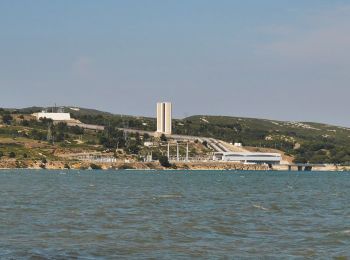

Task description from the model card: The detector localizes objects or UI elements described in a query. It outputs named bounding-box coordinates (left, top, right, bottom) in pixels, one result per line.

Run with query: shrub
left=90, top=163, right=102, bottom=170
left=79, top=165, right=89, bottom=170
left=2, top=114, right=13, bottom=125
left=118, top=164, right=134, bottom=170
left=159, top=155, right=171, bottom=168
left=9, top=152, right=16, bottom=158
left=21, top=120, right=29, bottom=126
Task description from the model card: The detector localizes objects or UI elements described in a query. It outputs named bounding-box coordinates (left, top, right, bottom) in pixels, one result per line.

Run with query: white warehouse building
left=214, top=152, right=282, bottom=165
left=33, top=111, right=71, bottom=121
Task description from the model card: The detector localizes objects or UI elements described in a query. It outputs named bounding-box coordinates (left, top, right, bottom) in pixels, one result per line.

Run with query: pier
left=278, top=164, right=326, bottom=171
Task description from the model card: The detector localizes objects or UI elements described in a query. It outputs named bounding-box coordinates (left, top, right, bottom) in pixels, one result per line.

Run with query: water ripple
left=0, top=170, right=349, bottom=258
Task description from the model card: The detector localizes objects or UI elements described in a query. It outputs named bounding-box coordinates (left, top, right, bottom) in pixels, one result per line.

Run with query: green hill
left=3, top=106, right=350, bottom=164
left=173, top=115, right=350, bottom=164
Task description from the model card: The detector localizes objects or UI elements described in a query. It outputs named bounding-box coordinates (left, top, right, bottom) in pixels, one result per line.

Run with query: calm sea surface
left=0, top=170, right=349, bottom=259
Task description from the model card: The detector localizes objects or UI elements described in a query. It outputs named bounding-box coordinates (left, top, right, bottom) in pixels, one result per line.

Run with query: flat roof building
left=213, top=152, right=281, bottom=165
left=32, top=108, right=72, bottom=121
left=157, top=102, right=172, bottom=135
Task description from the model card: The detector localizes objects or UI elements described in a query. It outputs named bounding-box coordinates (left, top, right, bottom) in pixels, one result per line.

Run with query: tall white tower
left=157, top=102, right=172, bottom=135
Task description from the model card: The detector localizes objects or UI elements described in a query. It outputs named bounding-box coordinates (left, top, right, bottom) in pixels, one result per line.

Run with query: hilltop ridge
left=2, top=106, right=350, bottom=164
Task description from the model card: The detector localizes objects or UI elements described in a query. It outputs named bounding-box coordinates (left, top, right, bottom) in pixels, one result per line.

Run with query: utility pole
left=186, top=142, right=189, bottom=162
left=167, top=142, right=170, bottom=159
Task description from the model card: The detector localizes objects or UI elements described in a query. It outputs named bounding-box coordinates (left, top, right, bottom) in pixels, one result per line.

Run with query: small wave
left=253, top=204, right=268, bottom=211
left=156, top=195, right=183, bottom=199
left=270, top=203, right=282, bottom=212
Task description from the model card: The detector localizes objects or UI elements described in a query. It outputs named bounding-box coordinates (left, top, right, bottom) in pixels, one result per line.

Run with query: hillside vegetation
left=173, top=115, right=350, bottom=164
left=3, top=107, right=350, bottom=164
left=0, top=108, right=210, bottom=166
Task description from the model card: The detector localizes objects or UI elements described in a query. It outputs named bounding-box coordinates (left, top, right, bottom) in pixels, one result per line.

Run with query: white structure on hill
left=156, top=102, right=172, bottom=135
left=213, top=152, right=282, bottom=165
left=33, top=108, right=71, bottom=121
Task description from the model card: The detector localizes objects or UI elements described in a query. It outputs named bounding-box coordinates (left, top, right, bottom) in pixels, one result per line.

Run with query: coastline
left=0, top=159, right=348, bottom=171
left=0, top=159, right=268, bottom=171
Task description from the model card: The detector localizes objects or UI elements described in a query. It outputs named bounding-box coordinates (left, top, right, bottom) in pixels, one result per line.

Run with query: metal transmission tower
left=47, top=123, right=54, bottom=144
left=121, top=115, right=129, bottom=146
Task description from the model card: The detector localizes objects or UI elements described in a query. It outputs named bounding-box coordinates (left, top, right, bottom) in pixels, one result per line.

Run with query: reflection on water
left=0, top=170, right=349, bottom=259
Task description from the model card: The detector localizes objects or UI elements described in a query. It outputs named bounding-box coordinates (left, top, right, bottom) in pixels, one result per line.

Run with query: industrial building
left=213, top=152, right=282, bottom=165
left=32, top=108, right=71, bottom=121
left=157, top=102, right=172, bottom=135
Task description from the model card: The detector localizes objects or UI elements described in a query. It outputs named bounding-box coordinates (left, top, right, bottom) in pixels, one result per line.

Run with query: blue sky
left=1, top=0, right=350, bottom=125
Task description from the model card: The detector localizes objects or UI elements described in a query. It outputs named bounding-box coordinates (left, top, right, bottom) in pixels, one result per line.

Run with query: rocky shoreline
left=0, top=159, right=270, bottom=171
left=0, top=159, right=349, bottom=171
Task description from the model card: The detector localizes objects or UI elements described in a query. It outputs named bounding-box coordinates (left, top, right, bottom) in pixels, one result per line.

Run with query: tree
left=2, top=114, right=13, bottom=125
left=159, top=155, right=171, bottom=168
left=127, top=143, right=140, bottom=154
left=9, top=152, right=16, bottom=158
left=56, top=122, right=68, bottom=132
left=70, top=125, right=84, bottom=135
left=160, top=134, right=167, bottom=142
left=99, top=127, right=125, bottom=149
left=55, top=132, right=65, bottom=142
left=0, top=151, right=3, bottom=158
left=29, top=129, right=46, bottom=140
left=21, top=120, right=29, bottom=126
left=143, top=133, right=150, bottom=141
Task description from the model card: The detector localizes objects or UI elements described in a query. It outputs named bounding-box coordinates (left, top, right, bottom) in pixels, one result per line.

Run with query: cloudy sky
left=1, top=0, right=349, bottom=125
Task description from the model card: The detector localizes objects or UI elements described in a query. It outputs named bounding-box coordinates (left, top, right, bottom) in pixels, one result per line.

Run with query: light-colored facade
left=33, top=112, right=71, bottom=121
left=213, top=152, right=281, bottom=165
left=157, top=102, right=172, bottom=135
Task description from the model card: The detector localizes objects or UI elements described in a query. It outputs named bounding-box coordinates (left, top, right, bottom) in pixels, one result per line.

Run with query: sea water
left=0, top=170, right=349, bottom=259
